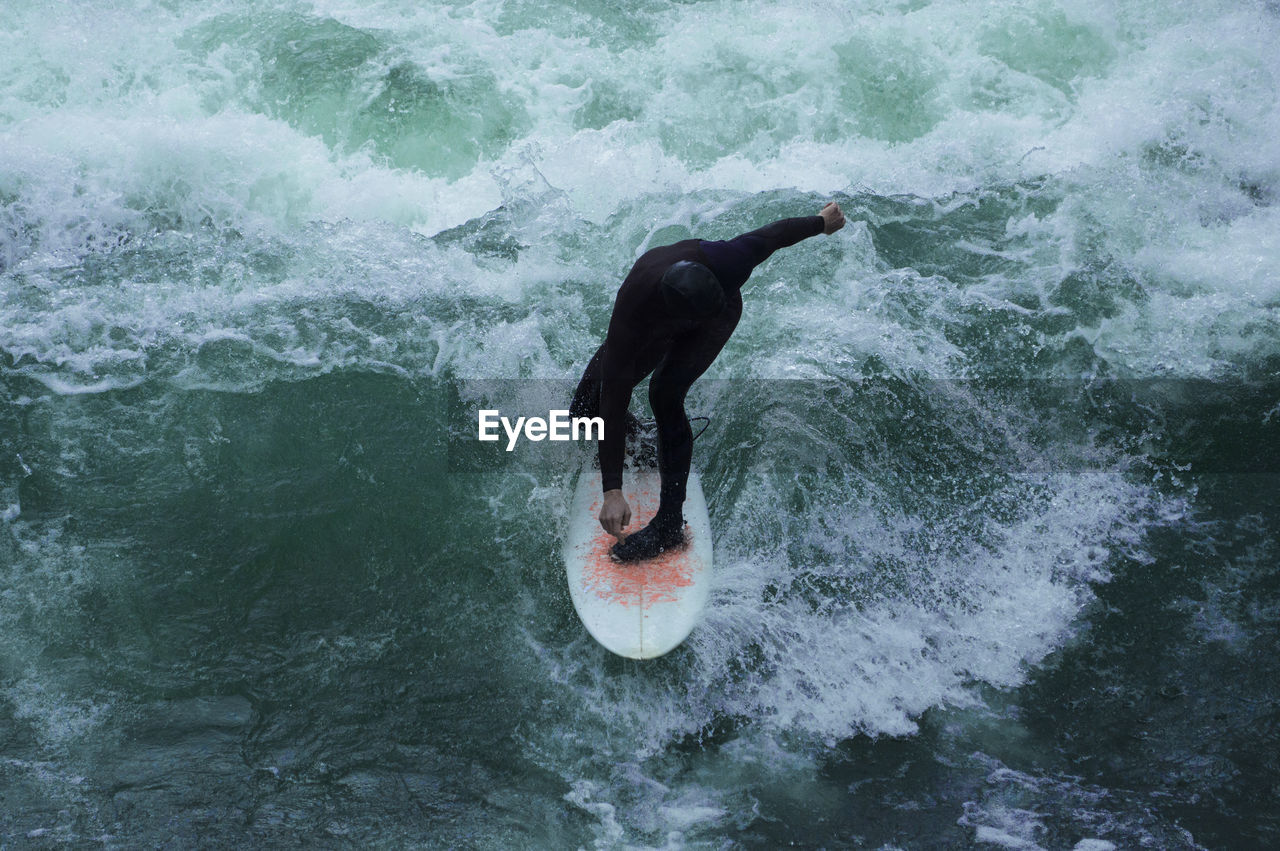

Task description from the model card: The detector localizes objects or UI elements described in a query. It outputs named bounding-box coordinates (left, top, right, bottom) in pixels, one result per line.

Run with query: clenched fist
left=819, top=201, right=845, bottom=235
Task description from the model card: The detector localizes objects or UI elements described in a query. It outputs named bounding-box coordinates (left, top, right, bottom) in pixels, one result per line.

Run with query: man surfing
left=570, top=201, right=846, bottom=561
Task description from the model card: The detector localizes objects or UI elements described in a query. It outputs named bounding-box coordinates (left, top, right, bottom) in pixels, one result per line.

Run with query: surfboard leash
left=630, top=415, right=710, bottom=441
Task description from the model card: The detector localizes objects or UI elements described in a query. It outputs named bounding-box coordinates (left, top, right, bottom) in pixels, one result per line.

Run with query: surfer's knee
left=648, top=378, right=690, bottom=425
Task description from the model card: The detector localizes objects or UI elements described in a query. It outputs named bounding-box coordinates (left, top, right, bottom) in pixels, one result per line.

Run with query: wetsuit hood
left=660, top=260, right=725, bottom=320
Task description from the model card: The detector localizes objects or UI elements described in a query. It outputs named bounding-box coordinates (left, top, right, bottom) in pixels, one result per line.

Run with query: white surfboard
left=563, top=466, right=713, bottom=659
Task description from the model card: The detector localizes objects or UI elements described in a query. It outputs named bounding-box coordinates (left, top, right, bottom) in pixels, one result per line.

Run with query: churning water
left=2, top=0, right=1278, bottom=846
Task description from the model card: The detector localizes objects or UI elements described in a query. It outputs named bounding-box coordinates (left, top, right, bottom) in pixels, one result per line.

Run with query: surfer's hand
left=599, top=489, right=631, bottom=542
left=820, top=201, right=845, bottom=234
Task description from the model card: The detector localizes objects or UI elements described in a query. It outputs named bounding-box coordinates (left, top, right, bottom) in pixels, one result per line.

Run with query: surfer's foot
left=611, top=516, right=686, bottom=562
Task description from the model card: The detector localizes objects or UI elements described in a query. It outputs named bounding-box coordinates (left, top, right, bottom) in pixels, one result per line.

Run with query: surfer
left=570, top=201, right=846, bottom=561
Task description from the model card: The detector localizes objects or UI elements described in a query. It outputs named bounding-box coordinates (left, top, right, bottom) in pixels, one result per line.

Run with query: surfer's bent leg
left=612, top=296, right=741, bottom=562
left=609, top=371, right=692, bottom=561
left=650, top=370, right=694, bottom=523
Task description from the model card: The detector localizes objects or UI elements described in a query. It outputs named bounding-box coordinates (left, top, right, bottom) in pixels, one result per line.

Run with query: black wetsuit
left=570, top=214, right=825, bottom=558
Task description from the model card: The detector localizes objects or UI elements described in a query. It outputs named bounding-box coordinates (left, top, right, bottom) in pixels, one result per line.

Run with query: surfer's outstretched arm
left=699, top=202, right=844, bottom=291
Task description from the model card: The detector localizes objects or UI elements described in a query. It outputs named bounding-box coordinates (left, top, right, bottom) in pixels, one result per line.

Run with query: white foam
left=3, top=676, right=111, bottom=748
left=3, top=0, right=1277, bottom=390
left=1073, top=840, right=1117, bottom=851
